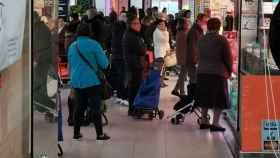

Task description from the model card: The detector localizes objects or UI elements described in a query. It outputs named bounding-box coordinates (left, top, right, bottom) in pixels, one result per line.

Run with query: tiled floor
left=60, top=77, right=233, bottom=158
left=34, top=76, right=234, bottom=158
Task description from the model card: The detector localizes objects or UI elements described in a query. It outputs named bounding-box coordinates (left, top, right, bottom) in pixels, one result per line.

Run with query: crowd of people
left=33, top=5, right=233, bottom=141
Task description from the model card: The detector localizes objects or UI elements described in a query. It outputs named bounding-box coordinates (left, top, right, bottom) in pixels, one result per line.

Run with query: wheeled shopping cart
left=132, top=64, right=164, bottom=120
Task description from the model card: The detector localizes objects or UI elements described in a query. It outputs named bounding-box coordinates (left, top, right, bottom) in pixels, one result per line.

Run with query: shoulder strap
left=75, top=42, right=98, bottom=73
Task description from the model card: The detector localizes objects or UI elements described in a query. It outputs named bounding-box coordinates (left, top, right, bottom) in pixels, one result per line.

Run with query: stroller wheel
left=176, top=114, right=184, bottom=123
left=171, top=117, right=179, bottom=125
left=134, top=109, right=143, bottom=119
left=171, top=118, right=176, bottom=124
left=158, top=110, right=164, bottom=120
left=148, top=112, right=154, bottom=120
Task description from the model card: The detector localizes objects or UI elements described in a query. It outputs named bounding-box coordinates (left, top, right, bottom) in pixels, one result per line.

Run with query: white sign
left=0, top=0, right=26, bottom=71
left=262, top=120, right=280, bottom=151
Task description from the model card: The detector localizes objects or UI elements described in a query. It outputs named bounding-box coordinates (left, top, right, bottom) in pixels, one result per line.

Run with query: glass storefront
left=241, top=0, right=280, bottom=75
left=240, top=0, right=280, bottom=156
left=152, top=0, right=179, bottom=15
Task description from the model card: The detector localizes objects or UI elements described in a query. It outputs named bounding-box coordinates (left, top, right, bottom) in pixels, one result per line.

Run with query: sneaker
left=73, top=133, right=83, bottom=141
left=97, top=133, right=110, bottom=140
left=116, top=98, right=122, bottom=104
left=121, top=100, right=129, bottom=106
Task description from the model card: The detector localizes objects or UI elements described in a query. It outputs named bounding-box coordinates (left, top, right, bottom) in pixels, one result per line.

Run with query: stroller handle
left=166, top=101, right=195, bottom=119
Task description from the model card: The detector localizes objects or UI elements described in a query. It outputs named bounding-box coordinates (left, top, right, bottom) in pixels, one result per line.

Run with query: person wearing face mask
left=122, top=15, right=146, bottom=116
left=153, top=16, right=171, bottom=88
left=185, top=13, right=208, bottom=99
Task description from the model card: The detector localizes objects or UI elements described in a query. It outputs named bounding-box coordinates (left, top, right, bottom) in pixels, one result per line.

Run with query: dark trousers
left=73, top=85, right=103, bottom=136
left=33, top=60, right=55, bottom=111
left=127, top=69, right=143, bottom=112
left=110, top=60, right=127, bottom=99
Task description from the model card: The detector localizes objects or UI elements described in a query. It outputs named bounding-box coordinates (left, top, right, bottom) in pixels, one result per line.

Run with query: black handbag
left=75, top=44, right=112, bottom=100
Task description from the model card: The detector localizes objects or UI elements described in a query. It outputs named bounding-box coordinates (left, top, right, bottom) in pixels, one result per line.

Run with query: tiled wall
left=0, top=0, right=30, bottom=158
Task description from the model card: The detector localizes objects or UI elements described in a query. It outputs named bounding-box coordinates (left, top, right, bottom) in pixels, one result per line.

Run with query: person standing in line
left=185, top=13, right=208, bottom=98
left=122, top=15, right=146, bottom=116
left=57, top=18, right=67, bottom=56
left=153, top=16, right=171, bottom=88
left=196, top=18, right=233, bottom=132
left=65, top=13, right=80, bottom=50
left=152, top=6, right=159, bottom=19
left=172, top=18, right=190, bottom=96
left=33, top=11, right=56, bottom=111
left=48, top=19, right=59, bottom=80
left=68, top=23, right=110, bottom=140
left=110, top=14, right=128, bottom=105
left=86, top=8, right=105, bottom=44
left=162, top=7, right=168, bottom=18
left=142, top=8, right=157, bottom=50
left=121, top=6, right=127, bottom=14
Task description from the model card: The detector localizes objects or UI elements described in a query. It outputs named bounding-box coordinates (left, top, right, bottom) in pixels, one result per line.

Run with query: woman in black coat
left=122, top=15, right=146, bottom=115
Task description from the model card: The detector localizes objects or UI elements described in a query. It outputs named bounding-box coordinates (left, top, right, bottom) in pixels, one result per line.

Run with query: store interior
left=31, top=0, right=280, bottom=158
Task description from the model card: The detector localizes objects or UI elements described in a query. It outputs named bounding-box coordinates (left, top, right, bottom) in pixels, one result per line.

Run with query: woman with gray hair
left=196, top=18, right=233, bottom=132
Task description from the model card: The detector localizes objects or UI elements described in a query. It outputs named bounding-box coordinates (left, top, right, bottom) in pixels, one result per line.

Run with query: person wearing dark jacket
left=122, top=15, right=146, bottom=115
left=33, top=11, right=56, bottom=111
left=58, top=18, right=66, bottom=56
left=196, top=18, right=233, bottom=132
left=86, top=8, right=106, bottom=47
left=110, top=17, right=127, bottom=103
left=185, top=13, right=208, bottom=98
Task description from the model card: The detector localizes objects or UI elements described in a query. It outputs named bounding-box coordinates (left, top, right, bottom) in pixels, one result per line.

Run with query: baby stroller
left=132, top=62, right=164, bottom=120
left=167, top=84, right=210, bottom=125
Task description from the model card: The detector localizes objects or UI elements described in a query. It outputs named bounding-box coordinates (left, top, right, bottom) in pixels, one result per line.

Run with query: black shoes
left=210, top=125, right=226, bottom=132
left=73, top=133, right=111, bottom=141
left=73, top=133, right=83, bottom=140
left=199, top=124, right=212, bottom=129
left=97, top=133, right=111, bottom=140
left=171, top=90, right=180, bottom=96
left=199, top=124, right=226, bottom=132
